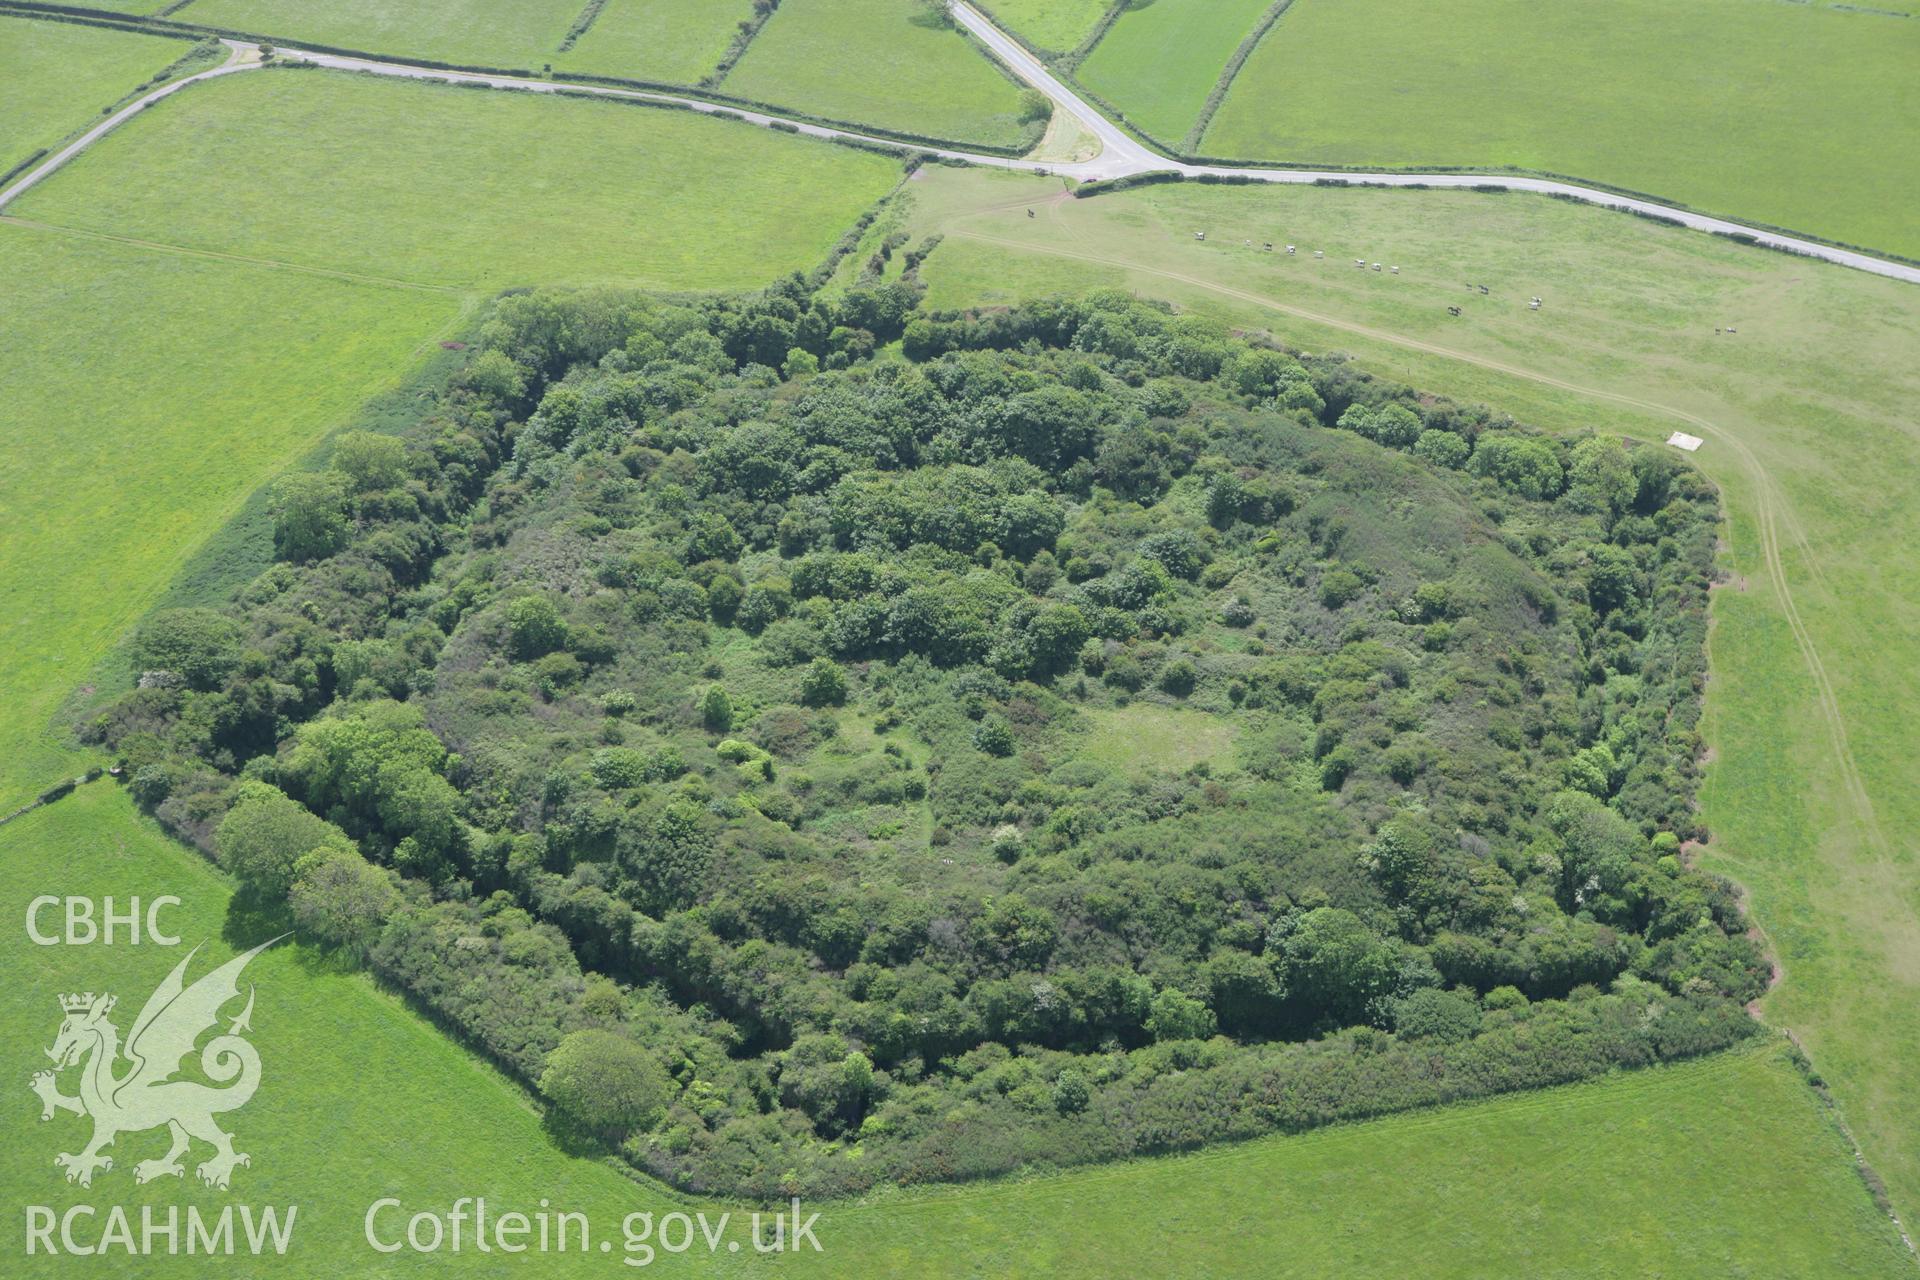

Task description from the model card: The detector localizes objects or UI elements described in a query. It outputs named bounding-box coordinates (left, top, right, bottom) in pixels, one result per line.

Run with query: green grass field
left=556, top=0, right=754, bottom=85
left=724, top=0, right=1034, bottom=147
left=801, top=1046, right=1910, bottom=1278
left=897, top=163, right=1920, bottom=1231
left=983, top=0, right=1111, bottom=53
left=0, top=222, right=464, bottom=811
left=180, top=0, right=581, bottom=67
left=3, top=783, right=1904, bottom=1277
left=1204, top=0, right=1920, bottom=258
left=1081, top=704, right=1237, bottom=774
left=0, top=15, right=194, bottom=178
left=6, top=68, right=904, bottom=291
left=1077, top=0, right=1271, bottom=145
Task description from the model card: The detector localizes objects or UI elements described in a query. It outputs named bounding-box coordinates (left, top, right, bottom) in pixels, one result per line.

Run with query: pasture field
left=179, top=0, right=581, bottom=68
left=556, top=0, right=755, bottom=85
left=0, top=221, right=464, bottom=811
left=897, top=162, right=1920, bottom=1224
left=724, top=0, right=1035, bottom=148
left=0, top=15, right=194, bottom=178
left=1204, top=0, right=1920, bottom=259
left=5, top=68, right=905, bottom=291
left=1077, top=0, right=1272, bottom=146
left=804, top=1045, right=1909, bottom=1278
left=981, top=0, right=1111, bottom=53
left=2, top=788, right=1904, bottom=1278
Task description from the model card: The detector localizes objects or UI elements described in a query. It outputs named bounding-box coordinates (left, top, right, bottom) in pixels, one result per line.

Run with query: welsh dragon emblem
left=30, top=938, right=280, bottom=1190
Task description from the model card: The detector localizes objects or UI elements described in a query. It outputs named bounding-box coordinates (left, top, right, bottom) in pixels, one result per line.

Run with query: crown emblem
left=59, top=992, right=100, bottom=1014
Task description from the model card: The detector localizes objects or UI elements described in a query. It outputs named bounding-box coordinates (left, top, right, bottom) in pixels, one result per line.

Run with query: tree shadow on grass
left=541, top=1107, right=615, bottom=1160
left=221, top=888, right=375, bottom=979
left=221, top=883, right=294, bottom=951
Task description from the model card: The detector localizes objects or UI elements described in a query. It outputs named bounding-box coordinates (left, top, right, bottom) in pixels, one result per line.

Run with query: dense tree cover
left=89, top=281, right=1760, bottom=1198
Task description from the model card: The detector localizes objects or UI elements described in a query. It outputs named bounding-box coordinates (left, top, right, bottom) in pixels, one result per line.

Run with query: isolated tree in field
left=539, top=1030, right=669, bottom=1139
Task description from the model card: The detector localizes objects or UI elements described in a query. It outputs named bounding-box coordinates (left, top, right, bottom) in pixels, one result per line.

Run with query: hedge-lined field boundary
left=555, top=0, right=610, bottom=55
left=1182, top=0, right=1295, bottom=153
left=0, top=0, right=1041, bottom=158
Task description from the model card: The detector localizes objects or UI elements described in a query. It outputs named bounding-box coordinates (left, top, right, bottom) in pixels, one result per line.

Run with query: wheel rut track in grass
left=946, top=225, right=1909, bottom=915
